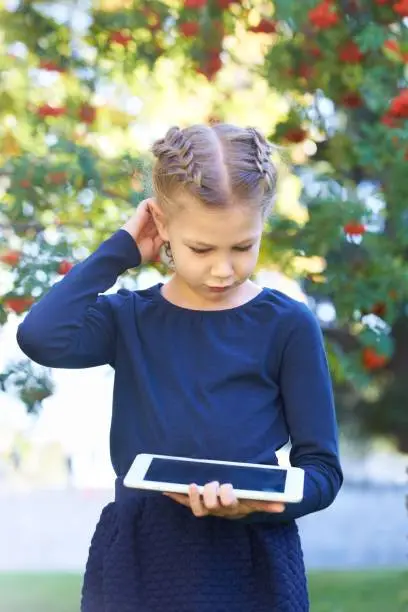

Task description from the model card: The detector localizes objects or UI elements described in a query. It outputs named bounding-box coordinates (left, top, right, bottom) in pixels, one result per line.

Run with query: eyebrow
left=186, top=238, right=257, bottom=248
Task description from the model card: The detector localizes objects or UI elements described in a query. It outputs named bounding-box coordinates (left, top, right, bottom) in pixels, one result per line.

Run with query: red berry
left=371, top=302, right=386, bottom=317
left=46, top=171, right=68, bottom=185
left=308, top=1, right=339, bottom=29
left=381, top=112, right=399, bottom=128
left=298, top=64, right=315, bottom=79
left=58, top=260, right=74, bottom=275
left=394, top=0, right=408, bottom=17
left=79, top=103, right=97, bottom=124
left=338, top=41, right=364, bottom=63
left=389, top=89, right=408, bottom=118
left=109, top=31, right=133, bottom=46
left=179, top=21, right=200, bottom=37
left=197, top=52, right=223, bottom=80
left=384, top=40, right=400, bottom=54
left=37, top=104, right=67, bottom=118
left=308, top=45, right=323, bottom=58
left=0, top=250, right=21, bottom=266
left=184, top=0, right=207, bottom=8
left=343, top=221, right=366, bottom=236
left=216, top=0, right=240, bottom=8
left=362, top=347, right=388, bottom=370
left=39, top=60, right=65, bottom=73
left=341, top=92, right=363, bottom=108
left=4, top=297, right=34, bottom=314
left=248, top=18, right=278, bottom=34
left=284, top=128, right=308, bottom=143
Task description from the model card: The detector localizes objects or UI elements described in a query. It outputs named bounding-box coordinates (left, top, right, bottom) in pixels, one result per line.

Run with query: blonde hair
left=150, top=123, right=278, bottom=217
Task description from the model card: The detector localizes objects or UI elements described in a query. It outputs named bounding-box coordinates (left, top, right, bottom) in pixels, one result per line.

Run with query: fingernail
left=268, top=503, right=283, bottom=512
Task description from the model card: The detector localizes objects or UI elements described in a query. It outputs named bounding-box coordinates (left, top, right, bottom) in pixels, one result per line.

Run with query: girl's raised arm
left=16, top=229, right=141, bottom=369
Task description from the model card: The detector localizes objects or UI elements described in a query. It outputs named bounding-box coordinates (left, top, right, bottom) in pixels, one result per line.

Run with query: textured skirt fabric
left=81, top=479, right=309, bottom=612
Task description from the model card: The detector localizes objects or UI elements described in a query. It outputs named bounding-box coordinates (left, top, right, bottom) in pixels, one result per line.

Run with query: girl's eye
left=190, top=245, right=253, bottom=254
left=234, top=245, right=253, bottom=252
left=190, top=247, right=211, bottom=254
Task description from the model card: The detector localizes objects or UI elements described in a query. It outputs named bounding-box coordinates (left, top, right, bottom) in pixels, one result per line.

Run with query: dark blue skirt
left=81, top=479, right=309, bottom=611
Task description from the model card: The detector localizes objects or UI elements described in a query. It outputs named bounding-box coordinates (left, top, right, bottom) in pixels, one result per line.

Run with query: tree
left=259, top=0, right=408, bottom=451
left=1, top=0, right=407, bottom=451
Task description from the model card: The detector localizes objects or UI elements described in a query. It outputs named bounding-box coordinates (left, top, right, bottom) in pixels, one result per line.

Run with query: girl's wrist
left=121, top=225, right=138, bottom=244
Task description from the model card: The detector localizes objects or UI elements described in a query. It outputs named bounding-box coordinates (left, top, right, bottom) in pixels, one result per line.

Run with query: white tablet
left=124, top=454, right=304, bottom=503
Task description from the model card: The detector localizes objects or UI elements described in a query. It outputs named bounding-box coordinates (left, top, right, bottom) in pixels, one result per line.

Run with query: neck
left=161, top=276, right=262, bottom=311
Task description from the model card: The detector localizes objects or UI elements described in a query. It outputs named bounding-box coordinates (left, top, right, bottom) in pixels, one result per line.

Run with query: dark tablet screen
left=144, top=458, right=287, bottom=493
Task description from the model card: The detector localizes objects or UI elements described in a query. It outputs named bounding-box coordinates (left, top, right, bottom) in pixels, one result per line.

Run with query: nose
left=210, top=258, right=234, bottom=280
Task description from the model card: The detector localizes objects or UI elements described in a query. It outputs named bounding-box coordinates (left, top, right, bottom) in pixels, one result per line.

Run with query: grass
left=0, top=570, right=406, bottom=611
left=308, top=570, right=408, bottom=612
left=0, top=573, right=80, bottom=612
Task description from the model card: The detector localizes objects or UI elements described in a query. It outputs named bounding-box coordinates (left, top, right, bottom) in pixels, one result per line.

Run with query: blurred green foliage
left=1, top=0, right=408, bottom=450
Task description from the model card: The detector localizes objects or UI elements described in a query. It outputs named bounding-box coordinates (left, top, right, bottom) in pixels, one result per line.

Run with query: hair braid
left=247, top=127, right=276, bottom=194
left=151, top=126, right=202, bottom=188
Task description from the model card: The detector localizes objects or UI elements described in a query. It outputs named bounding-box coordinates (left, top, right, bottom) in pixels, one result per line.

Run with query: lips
left=207, top=286, right=232, bottom=292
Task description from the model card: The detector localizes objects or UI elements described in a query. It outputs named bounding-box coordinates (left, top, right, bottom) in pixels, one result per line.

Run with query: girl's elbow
left=16, top=322, right=54, bottom=367
left=17, top=321, right=37, bottom=357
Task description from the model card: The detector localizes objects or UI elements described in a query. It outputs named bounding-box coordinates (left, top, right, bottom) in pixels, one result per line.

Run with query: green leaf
left=355, top=24, right=388, bottom=53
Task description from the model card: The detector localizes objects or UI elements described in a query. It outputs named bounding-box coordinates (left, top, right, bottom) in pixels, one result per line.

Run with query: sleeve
left=242, top=303, right=343, bottom=525
left=16, top=229, right=142, bottom=369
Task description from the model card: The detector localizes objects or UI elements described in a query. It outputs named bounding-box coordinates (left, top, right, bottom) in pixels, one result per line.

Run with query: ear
left=148, top=199, right=169, bottom=241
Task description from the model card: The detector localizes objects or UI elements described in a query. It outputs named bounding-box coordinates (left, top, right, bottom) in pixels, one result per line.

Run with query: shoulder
left=261, top=288, right=322, bottom=342
left=261, top=288, right=314, bottom=321
left=99, top=284, right=160, bottom=313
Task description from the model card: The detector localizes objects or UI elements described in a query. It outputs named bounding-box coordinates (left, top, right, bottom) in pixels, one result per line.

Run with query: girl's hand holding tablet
left=164, top=482, right=285, bottom=520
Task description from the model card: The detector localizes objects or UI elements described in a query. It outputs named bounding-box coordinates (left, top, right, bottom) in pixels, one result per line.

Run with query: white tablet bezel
left=123, top=454, right=304, bottom=503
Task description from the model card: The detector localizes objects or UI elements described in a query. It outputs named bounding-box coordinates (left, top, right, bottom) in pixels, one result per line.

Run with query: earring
left=160, top=241, right=175, bottom=269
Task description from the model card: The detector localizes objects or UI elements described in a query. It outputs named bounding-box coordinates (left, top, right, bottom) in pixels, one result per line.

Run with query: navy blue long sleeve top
left=17, top=229, right=343, bottom=525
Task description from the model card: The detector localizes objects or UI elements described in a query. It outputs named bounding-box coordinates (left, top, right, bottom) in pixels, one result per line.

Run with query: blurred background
left=0, top=0, right=407, bottom=610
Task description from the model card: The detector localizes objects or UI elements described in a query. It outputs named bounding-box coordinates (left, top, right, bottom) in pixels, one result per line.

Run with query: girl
left=17, top=123, right=343, bottom=612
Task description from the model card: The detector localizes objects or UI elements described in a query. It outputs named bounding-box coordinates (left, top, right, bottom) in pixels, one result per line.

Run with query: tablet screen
left=144, top=458, right=287, bottom=493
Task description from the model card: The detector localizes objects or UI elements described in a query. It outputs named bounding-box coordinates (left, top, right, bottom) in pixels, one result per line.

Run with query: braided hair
left=151, top=123, right=278, bottom=216
left=152, top=126, right=203, bottom=189
left=247, top=127, right=277, bottom=194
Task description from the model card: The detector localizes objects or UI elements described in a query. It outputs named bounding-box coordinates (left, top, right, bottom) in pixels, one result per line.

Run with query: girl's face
left=153, top=196, right=264, bottom=302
